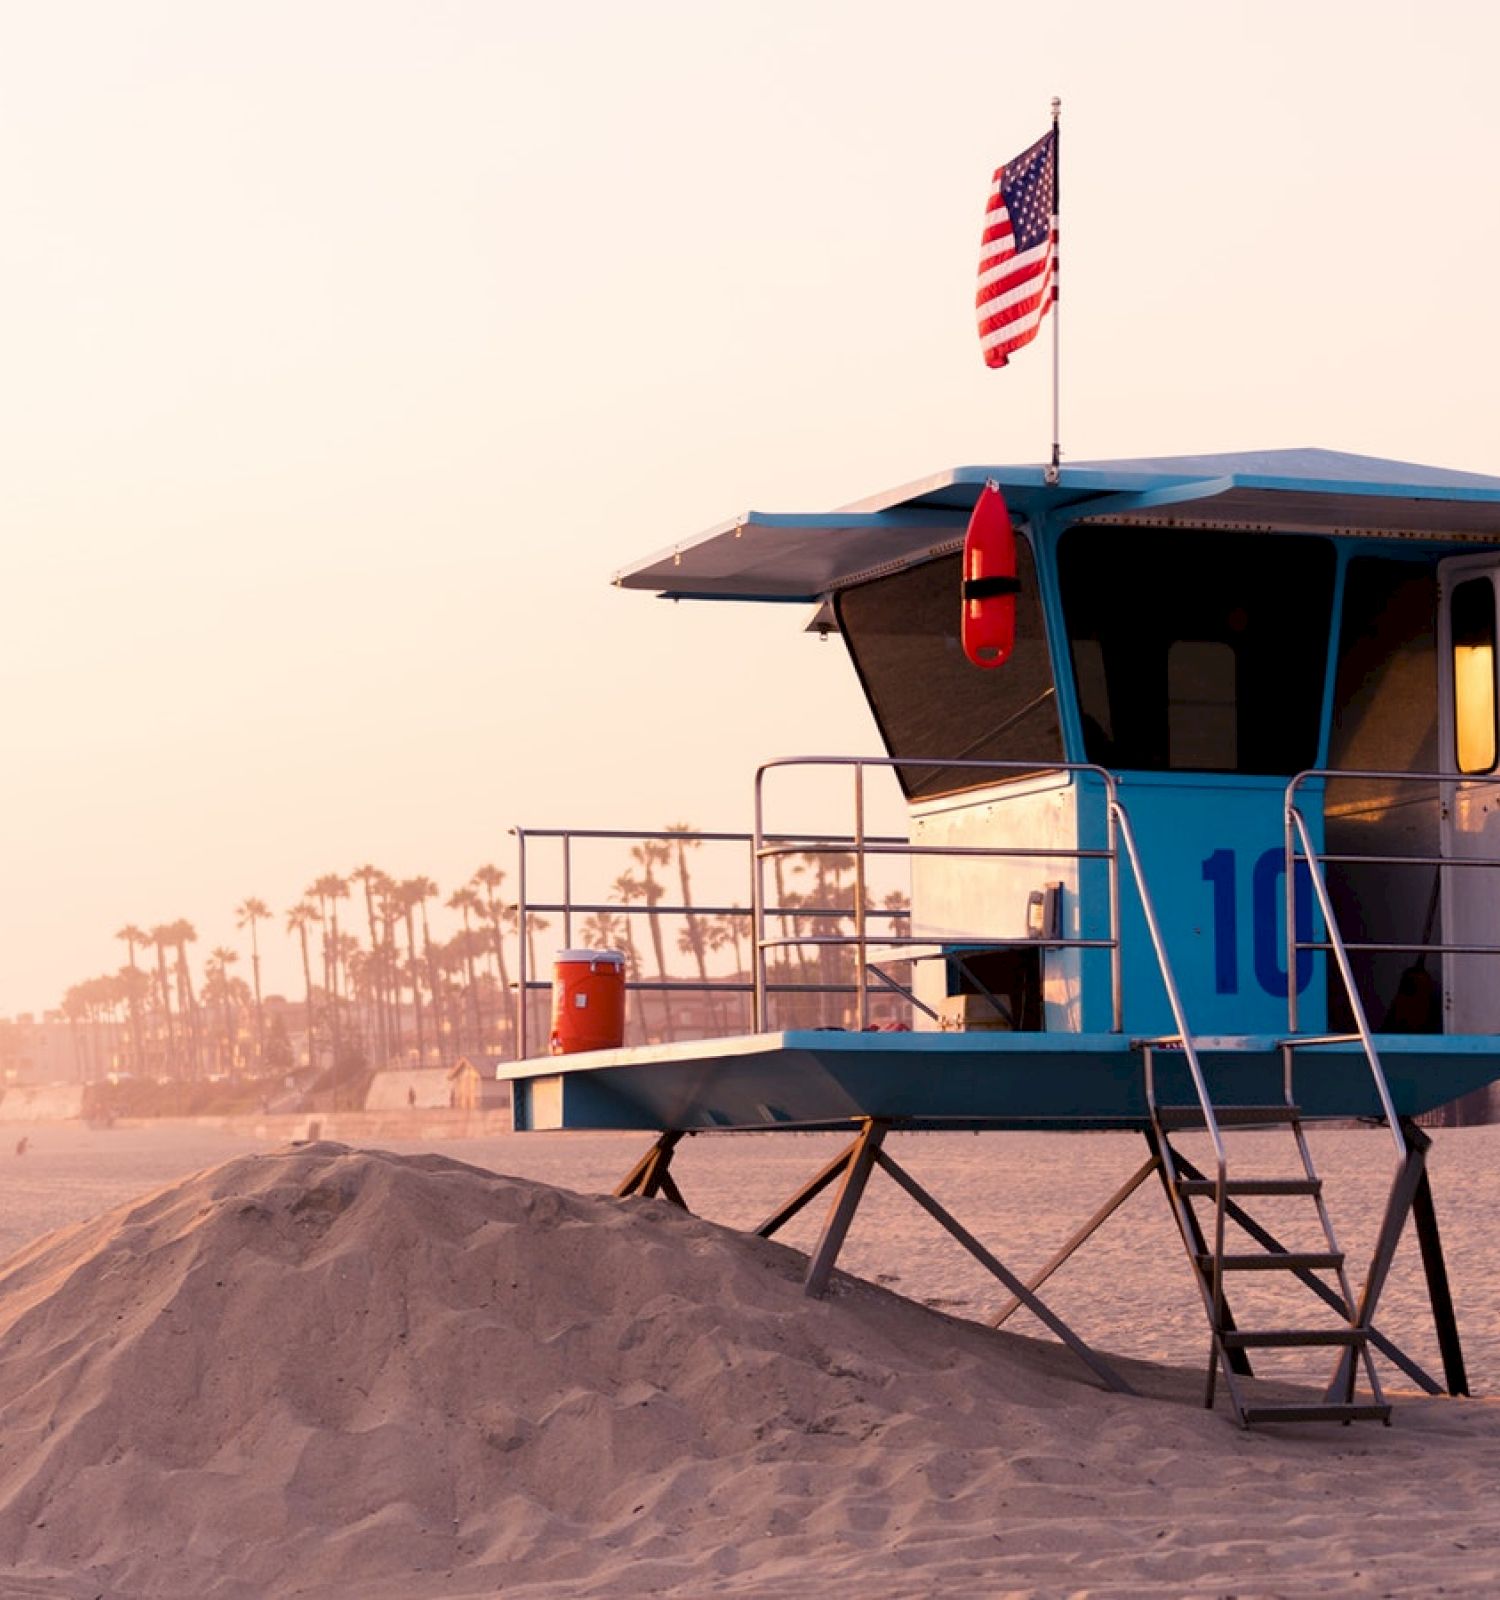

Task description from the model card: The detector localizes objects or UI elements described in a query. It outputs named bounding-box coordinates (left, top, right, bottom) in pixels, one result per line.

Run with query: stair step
left=1199, top=1251, right=1343, bottom=1272
left=1157, top=1105, right=1301, bottom=1129
left=1222, top=1328, right=1365, bottom=1349
left=1178, top=1177, right=1321, bottom=1197
left=1239, top=1402, right=1391, bottom=1426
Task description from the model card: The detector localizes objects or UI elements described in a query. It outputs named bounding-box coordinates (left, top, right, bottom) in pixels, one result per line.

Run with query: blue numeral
left=1201, top=847, right=1314, bottom=998
left=1252, top=849, right=1313, bottom=996
left=1201, top=849, right=1238, bottom=993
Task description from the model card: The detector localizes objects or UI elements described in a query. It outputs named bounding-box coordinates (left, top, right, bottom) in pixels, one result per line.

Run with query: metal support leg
left=1408, top=1126, right=1469, bottom=1397
left=1327, top=1118, right=1439, bottom=1403
left=991, top=1154, right=1160, bottom=1328
left=803, top=1120, right=888, bottom=1298
left=614, top=1130, right=687, bottom=1207
left=872, top=1146, right=1134, bottom=1395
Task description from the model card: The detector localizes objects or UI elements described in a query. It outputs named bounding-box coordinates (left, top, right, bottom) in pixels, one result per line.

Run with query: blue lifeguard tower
left=500, top=448, right=1500, bottom=1426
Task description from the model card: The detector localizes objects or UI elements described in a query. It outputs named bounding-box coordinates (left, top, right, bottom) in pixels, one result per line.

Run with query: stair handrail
left=1108, top=795, right=1228, bottom=1328
left=1283, top=797, right=1407, bottom=1168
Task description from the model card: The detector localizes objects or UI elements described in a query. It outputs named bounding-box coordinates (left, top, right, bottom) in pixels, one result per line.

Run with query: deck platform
left=499, top=1030, right=1500, bottom=1133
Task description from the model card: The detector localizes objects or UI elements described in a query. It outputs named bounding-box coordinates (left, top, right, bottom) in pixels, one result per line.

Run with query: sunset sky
left=3, top=0, right=1498, bottom=1013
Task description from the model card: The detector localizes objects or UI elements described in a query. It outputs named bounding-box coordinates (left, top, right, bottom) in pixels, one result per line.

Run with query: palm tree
left=447, top=887, right=485, bottom=1055
left=471, top=864, right=517, bottom=1055
left=611, top=871, right=652, bottom=1041
left=350, top=866, right=392, bottom=1068
left=61, top=984, right=87, bottom=1079
left=93, top=973, right=130, bottom=1076
left=165, top=920, right=203, bottom=1078
left=581, top=911, right=625, bottom=949
left=115, top=962, right=151, bottom=1072
left=203, top=947, right=241, bottom=1076
left=235, top=898, right=270, bottom=1072
left=115, top=924, right=149, bottom=1075
left=402, top=876, right=442, bottom=1061
left=795, top=849, right=855, bottom=1025
left=286, top=902, right=320, bottom=1069
left=666, top=822, right=720, bottom=1032
left=149, top=923, right=179, bottom=1078
left=397, top=877, right=432, bottom=1065
left=376, top=878, right=404, bottom=1064
left=882, top=888, right=911, bottom=935
left=629, top=840, right=675, bottom=1041
left=716, top=905, right=748, bottom=975
left=770, top=851, right=799, bottom=1017
left=700, top=914, right=747, bottom=1034
left=308, top=875, right=349, bottom=1088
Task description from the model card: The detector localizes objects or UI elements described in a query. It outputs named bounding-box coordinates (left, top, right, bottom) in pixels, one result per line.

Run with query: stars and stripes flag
left=976, top=129, right=1057, bottom=369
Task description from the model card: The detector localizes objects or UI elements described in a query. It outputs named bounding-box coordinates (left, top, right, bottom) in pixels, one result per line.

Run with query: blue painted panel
left=1089, top=774, right=1327, bottom=1036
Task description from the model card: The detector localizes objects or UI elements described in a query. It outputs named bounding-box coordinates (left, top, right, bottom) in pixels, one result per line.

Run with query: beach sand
left=0, top=1120, right=1494, bottom=1597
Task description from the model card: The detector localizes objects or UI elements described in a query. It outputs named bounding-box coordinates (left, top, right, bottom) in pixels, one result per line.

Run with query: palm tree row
left=66, top=865, right=523, bottom=1085
left=59, top=828, right=913, bottom=1083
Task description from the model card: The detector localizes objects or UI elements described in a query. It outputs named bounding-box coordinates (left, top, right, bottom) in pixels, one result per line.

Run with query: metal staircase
left=1114, top=798, right=1398, bottom=1428
left=1145, top=1072, right=1390, bottom=1427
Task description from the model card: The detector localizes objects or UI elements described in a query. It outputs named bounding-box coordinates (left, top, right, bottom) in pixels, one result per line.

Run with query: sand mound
left=0, top=1142, right=1496, bottom=1599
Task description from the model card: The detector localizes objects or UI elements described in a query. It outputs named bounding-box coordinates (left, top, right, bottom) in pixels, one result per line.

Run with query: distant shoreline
left=0, top=1106, right=516, bottom=1142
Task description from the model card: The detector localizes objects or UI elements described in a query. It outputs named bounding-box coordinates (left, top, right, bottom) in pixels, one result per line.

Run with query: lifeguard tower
left=500, top=448, right=1500, bottom=1427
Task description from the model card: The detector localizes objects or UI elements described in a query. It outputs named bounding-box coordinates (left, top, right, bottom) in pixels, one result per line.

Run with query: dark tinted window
left=1324, top=557, right=1441, bottom=1033
left=1057, top=527, right=1336, bottom=774
left=835, top=541, right=1063, bottom=800
left=1328, top=558, right=1437, bottom=773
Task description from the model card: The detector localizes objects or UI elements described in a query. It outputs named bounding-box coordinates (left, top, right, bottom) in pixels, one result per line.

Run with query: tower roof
left=616, top=448, right=1500, bottom=603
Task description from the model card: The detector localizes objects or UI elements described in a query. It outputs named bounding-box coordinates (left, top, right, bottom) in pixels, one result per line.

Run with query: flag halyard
left=976, top=129, right=1057, bottom=369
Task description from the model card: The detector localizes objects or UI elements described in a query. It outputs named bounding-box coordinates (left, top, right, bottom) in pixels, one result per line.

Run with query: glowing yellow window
left=1452, top=578, right=1497, bottom=775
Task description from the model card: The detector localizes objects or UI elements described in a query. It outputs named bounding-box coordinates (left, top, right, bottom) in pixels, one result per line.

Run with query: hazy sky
left=3, top=0, right=1498, bottom=1013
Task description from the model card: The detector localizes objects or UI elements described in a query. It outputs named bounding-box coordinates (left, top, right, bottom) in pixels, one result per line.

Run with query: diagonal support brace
left=872, top=1145, right=1135, bottom=1395
left=991, top=1153, right=1160, bottom=1329
left=614, top=1129, right=689, bottom=1208
left=1329, top=1117, right=1467, bottom=1401
left=755, top=1133, right=864, bottom=1239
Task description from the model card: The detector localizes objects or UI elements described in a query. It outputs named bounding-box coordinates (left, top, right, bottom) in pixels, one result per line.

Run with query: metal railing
left=1278, top=766, right=1500, bottom=1166
left=514, top=757, right=1134, bottom=1054
left=1113, top=797, right=1228, bottom=1328
left=751, top=756, right=1125, bottom=1033
left=510, top=823, right=917, bottom=1058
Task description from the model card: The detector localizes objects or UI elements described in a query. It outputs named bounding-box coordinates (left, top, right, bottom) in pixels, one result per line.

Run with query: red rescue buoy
left=961, top=481, right=1019, bottom=669
left=549, top=949, right=626, bottom=1054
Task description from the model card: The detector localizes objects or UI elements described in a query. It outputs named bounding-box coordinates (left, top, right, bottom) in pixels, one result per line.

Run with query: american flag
left=976, top=129, right=1056, bottom=369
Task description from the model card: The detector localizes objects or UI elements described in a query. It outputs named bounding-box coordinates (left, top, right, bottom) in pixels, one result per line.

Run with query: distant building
left=0, top=1012, right=91, bottom=1085
left=447, top=1056, right=513, bottom=1113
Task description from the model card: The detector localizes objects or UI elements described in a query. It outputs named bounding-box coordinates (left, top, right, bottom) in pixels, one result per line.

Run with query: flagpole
left=1045, top=96, right=1061, bottom=486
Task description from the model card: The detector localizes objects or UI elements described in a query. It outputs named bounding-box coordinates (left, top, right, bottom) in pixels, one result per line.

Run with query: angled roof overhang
left=614, top=448, right=1500, bottom=604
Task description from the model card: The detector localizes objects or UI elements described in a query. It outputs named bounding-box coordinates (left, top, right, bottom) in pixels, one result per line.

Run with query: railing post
left=1285, top=786, right=1300, bottom=1036
left=1106, top=774, right=1122, bottom=1032
left=854, top=760, right=869, bottom=1030
left=1110, top=796, right=1227, bottom=1330
left=515, top=828, right=529, bottom=1061
left=752, top=768, right=768, bottom=1032
left=1287, top=806, right=1407, bottom=1168
left=562, top=832, right=574, bottom=950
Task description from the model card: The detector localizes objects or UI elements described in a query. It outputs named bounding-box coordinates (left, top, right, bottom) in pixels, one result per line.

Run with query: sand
left=0, top=1125, right=1496, bottom=1597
